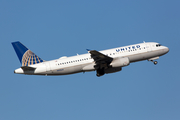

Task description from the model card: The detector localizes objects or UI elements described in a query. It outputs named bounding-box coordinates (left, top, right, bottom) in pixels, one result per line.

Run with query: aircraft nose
left=164, top=47, right=169, bottom=54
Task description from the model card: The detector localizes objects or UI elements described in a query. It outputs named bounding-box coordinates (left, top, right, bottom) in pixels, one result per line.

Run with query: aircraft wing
left=89, top=50, right=113, bottom=69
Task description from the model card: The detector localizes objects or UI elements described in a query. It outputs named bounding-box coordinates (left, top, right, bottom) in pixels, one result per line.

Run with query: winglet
left=12, top=41, right=44, bottom=66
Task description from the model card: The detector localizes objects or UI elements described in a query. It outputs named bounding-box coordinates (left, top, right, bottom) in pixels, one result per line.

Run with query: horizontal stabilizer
left=21, top=66, right=36, bottom=71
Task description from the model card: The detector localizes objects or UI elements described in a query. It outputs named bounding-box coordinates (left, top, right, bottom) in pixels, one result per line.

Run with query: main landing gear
left=96, top=68, right=105, bottom=77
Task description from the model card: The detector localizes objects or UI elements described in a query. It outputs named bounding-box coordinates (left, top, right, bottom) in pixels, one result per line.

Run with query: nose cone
left=164, top=47, right=169, bottom=54
left=14, top=68, right=24, bottom=74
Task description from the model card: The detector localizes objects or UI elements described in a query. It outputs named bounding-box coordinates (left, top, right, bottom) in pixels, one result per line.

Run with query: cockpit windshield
left=156, top=44, right=161, bottom=47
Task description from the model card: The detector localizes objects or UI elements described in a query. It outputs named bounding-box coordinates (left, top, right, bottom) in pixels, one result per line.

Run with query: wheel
left=96, top=68, right=105, bottom=77
left=96, top=73, right=101, bottom=77
left=154, top=61, right=158, bottom=65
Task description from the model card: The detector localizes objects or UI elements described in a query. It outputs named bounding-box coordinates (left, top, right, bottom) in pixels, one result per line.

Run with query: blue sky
left=0, top=0, right=180, bottom=120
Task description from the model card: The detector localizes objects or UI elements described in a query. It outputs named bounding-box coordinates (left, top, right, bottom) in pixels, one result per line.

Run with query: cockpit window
left=156, top=44, right=161, bottom=47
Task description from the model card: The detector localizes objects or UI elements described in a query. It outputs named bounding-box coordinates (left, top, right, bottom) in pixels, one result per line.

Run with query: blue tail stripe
left=12, top=41, right=44, bottom=66
left=12, top=41, right=28, bottom=63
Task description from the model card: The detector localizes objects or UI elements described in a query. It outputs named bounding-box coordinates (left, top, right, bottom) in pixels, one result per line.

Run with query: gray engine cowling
left=110, top=57, right=130, bottom=67
left=105, top=67, right=122, bottom=74
left=105, top=57, right=130, bottom=74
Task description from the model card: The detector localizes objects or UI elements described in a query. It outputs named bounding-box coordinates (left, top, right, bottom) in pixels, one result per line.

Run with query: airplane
left=12, top=41, right=169, bottom=77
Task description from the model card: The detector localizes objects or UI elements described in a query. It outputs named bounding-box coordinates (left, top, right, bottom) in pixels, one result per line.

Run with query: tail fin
left=12, top=41, right=44, bottom=66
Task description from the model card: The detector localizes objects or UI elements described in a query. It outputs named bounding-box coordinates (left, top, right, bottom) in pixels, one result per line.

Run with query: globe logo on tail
left=22, top=50, right=44, bottom=66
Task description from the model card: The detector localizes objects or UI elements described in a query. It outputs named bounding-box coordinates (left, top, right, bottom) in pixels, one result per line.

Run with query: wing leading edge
left=89, top=50, right=113, bottom=76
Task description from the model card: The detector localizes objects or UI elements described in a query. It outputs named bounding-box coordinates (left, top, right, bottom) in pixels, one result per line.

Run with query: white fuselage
left=14, top=42, right=169, bottom=75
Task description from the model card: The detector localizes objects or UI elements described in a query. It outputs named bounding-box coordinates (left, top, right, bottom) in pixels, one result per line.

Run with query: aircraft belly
left=52, top=65, right=83, bottom=75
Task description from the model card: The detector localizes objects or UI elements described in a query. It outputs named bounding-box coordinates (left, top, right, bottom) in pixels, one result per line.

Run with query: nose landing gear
left=148, top=57, right=159, bottom=65
left=153, top=61, right=158, bottom=65
left=149, top=60, right=158, bottom=65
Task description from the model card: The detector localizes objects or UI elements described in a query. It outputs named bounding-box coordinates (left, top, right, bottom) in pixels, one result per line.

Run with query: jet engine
left=105, top=57, right=130, bottom=74
left=110, top=57, right=130, bottom=67
left=105, top=67, right=122, bottom=74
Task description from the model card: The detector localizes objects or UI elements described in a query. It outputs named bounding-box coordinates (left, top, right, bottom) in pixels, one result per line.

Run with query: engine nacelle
left=105, top=57, right=130, bottom=74
left=105, top=67, right=122, bottom=74
left=110, top=57, right=130, bottom=67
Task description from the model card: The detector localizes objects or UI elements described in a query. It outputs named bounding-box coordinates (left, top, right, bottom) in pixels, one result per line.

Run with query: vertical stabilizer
left=12, top=41, right=44, bottom=66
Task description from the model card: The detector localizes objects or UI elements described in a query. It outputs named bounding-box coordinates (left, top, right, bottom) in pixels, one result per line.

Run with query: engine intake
left=105, top=57, right=130, bottom=74
left=110, top=57, right=130, bottom=67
